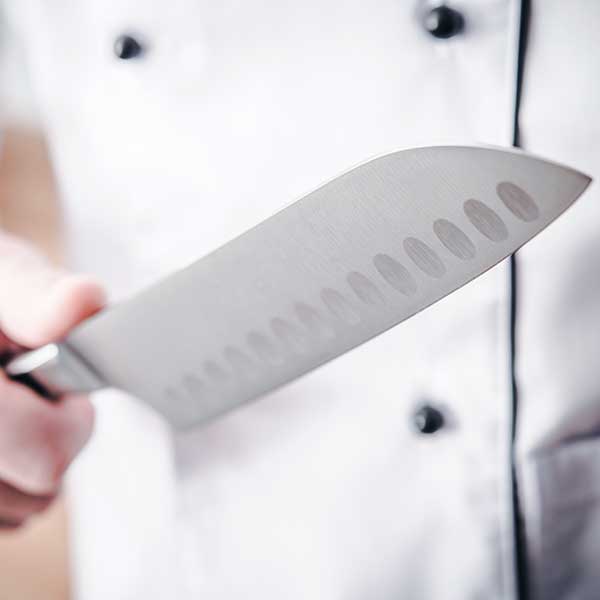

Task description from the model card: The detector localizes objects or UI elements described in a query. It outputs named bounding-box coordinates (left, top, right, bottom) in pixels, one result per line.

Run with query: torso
left=2, top=1, right=600, bottom=598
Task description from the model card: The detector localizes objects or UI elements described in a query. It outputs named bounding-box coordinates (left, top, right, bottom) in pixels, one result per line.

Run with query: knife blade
left=6, top=146, right=591, bottom=428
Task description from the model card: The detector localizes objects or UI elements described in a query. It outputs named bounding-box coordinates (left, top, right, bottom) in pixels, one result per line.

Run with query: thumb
left=0, top=234, right=106, bottom=347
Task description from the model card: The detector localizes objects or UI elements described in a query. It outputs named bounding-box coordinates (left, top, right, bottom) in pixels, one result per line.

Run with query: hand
left=0, top=234, right=105, bottom=529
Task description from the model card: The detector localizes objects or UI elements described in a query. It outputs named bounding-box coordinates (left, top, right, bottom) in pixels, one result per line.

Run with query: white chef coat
left=1, top=1, right=599, bottom=598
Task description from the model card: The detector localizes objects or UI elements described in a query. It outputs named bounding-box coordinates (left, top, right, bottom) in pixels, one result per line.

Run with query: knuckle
left=70, top=396, right=96, bottom=440
left=26, top=415, right=73, bottom=490
left=33, top=400, right=94, bottom=486
left=31, top=494, right=56, bottom=514
left=0, top=498, right=52, bottom=523
left=44, top=447, right=69, bottom=482
left=57, top=395, right=96, bottom=451
left=0, top=388, right=57, bottom=493
left=0, top=379, right=93, bottom=494
left=0, top=518, right=26, bottom=531
left=0, top=376, right=18, bottom=409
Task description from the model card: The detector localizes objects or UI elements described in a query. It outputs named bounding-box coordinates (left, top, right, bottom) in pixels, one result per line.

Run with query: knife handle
left=4, top=344, right=104, bottom=399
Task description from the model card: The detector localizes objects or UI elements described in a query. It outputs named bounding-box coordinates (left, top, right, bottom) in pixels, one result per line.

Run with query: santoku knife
left=5, top=146, right=591, bottom=428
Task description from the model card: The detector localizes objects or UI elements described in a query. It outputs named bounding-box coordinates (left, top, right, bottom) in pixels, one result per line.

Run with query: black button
left=423, top=6, right=465, bottom=39
left=114, top=34, right=145, bottom=60
left=413, top=405, right=445, bottom=435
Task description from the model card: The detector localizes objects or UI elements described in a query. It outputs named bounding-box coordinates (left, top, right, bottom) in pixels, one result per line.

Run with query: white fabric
left=515, top=2, right=600, bottom=598
left=1, top=0, right=599, bottom=598
left=0, top=7, right=38, bottom=127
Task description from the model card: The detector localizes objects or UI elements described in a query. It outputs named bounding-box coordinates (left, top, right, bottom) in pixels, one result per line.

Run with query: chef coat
left=1, top=1, right=599, bottom=598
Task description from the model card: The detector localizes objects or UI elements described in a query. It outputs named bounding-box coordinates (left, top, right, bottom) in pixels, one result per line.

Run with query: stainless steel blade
left=8, top=146, right=591, bottom=428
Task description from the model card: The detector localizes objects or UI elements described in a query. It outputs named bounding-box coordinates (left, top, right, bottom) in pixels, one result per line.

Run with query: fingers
left=0, top=371, right=95, bottom=496
left=0, top=330, right=23, bottom=363
left=0, top=480, right=55, bottom=528
left=0, top=233, right=106, bottom=347
left=0, top=518, right=26, bottom=531
left=0, top=234, right=101, bottom=529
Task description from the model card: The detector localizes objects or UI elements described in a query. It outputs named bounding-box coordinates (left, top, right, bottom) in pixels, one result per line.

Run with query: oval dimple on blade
left=403, top=237, right=446, bottom=278
left=321, top=288, right=361, bottom=325
left=433, top=219, right=476, bottom=260
left=464, top=199, right=509, bottom=242
left=247, top=331, right=283, bottom=365
left=373, top=254, right=417, bottom=296
left=64, top=146, right=592, bottom=428
left=347, top=271, right=386, bottom=305
left=497, top=181, right=540, bottom=222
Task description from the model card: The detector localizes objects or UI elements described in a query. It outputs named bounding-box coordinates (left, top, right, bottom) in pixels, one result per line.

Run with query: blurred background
left=0, top=10, right=70, bottom=599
